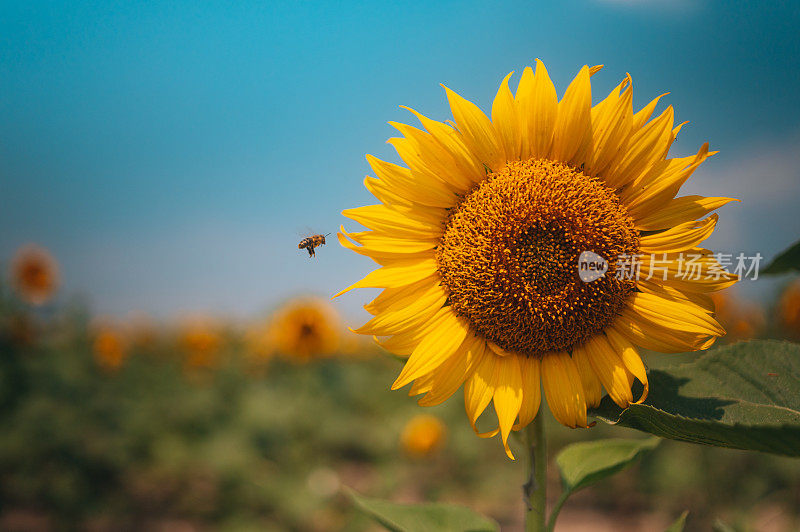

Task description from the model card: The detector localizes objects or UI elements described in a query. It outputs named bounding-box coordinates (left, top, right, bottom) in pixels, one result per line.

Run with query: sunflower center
left=22, top=263, right=49, bottom=290
left=436, top=158, right=639, bottom=356
left=300, top=323, right=315, bottom=337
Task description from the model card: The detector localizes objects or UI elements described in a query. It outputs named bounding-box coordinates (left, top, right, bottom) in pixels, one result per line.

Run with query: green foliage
left=763, top=239, right=800, bottom=274
left=591, top=341, right=800, bottom=456
left=548, top=437, right=659, bottom=531
left=555, top=437, right=660, bottom=493
left=2, top=292, right=800, bottom=529
left=664, top=511, right=689, bottom=532
left=0, top=300, right=524, bottom=529
left=348, top=489, right=499, bottom=532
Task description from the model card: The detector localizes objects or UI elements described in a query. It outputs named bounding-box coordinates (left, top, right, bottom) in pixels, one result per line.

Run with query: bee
left=298, top=233, right=330, bottom=258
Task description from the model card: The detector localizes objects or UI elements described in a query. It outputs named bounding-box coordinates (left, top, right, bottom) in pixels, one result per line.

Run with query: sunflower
left=9, top=244, right=60, bottom=306
left=269, top=298, right=340, bottom=362
left=178, top=316, right=224, bottom=370
left=335, top=61, right=738, bottom=458
left=777, top=280, right=800, bottom=340
left=92, top=321, right=129, bottom=372
left=711, top=290, right=764, bottom=342
left=401, top=414, right=447, bottom=458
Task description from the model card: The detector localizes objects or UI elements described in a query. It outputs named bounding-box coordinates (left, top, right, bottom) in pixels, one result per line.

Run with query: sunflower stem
left=524, top=414, right=547, bottom=532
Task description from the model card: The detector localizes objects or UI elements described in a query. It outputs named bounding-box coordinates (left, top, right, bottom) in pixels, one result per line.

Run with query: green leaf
left=665, top=511, right=689, bottom=532
left=547, top=437, right=660, bottom=531
left=347, top=488, right=499, bottom=532
left=591, top=340, right=800, bottom=456
left=556, top=437, right=660, bottom=493
left=763, top=239, right=800, bottom=274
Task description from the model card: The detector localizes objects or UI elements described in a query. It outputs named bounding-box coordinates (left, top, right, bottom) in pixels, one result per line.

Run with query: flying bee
left=298, top=233, right=330, bottom=258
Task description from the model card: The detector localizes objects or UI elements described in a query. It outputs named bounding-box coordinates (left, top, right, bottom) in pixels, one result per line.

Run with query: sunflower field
left=2, top=261, right=800, bottom=530
left=3, top=2, right=800, bottom=531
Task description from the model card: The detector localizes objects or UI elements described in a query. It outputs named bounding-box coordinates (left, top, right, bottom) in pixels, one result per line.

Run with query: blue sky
left=1, top=0, right=799, bottom=322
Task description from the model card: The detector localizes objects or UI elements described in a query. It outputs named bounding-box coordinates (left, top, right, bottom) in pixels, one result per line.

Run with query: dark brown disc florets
left=435, top=158, right=639, bottom=357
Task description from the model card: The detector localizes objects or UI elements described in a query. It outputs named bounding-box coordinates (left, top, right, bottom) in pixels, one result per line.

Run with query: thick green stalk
left=524, top=414, right=547, bottom=532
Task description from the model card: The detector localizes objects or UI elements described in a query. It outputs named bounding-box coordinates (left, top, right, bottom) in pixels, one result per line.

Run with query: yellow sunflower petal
left=465, top=344, right=499, bottom=432
left=366, top=154, right=457, bottom=208
left=515, top=59, right=558, bottom=159
left=515, top=66, right=535, bottom=160
left=637, top=279, right=715, bottom=311
left=361, top=179, right=447, bottom=228
left=342, top=204, right=443, bottom=237
left=605, top=328, right=649, bottom=404
left=353, top=282, right=446, bottom=336
left=634, top=196, right=738, bottom=231
left=442, top=84, right=505, bottom=171
left=376, top=307, right=455, bottom=357
left=363, top=176, right=415, bottom=209
left=616, top=306, right=718, bottom=353
left=492, top=354, right=523, bottom=459
left=391, top=308, right=470, bottom=390
left=605, top=105, right=675, bottom=188
left=376, top=329, right=425, bottom=357
left=541, top=351, right=587, bottom=428
left=623, top=143, right=716, bottom=213
left=637, top=248, right=738, bottom=293
left=344, top=227, right=438, bottom=252
left=628, top=291, right=724, bottom=336
left=583, top=334, right=634, bottom=409
left=514, top=355, right=542, bottom=429
left=387, top=135, right=467, bottom=194
left=639, top=214, right=718, bottom=254
left=338, top=224, right=436, bottom=257
left=587, top=74, right=633, bottom=177
left=491, top=71, right=521, bottom=162
left=571, top=343, right=604, bottom=408
left=418, top=334, right=486, bottom=407
left=332, top=257, right=438, bottom=298
left=337, top=229, right=432, bottom=266
left=665, top=270, right=738, bottom=294
left=550, top=65, right=592, bottom=165
left=409, top=373, right=434, bottom=396
left=364, top=277, right=440, bottom=315
left=672, top=120, right=688, bottom=139
left=631, top=92, right=669, bottom=131
left=385, top=200, right=447, bottom=227
left=400, top=106, right=485, bottom=184
left=387, top=125, right=472, bottom=193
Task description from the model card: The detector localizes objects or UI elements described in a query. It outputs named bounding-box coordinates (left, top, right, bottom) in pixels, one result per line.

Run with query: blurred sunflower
left=711, top=290, right=764, bottom=341
left=777, top=280, right=800, bottom=340
left=178, top=317, right=224, bottom=370
left=401, top=414, right=446, bottom=458
left=269, top=298, right=339, bottom=362
left=92, top=321, right=129, bottom=372
left=9, top=244, right=60, bottom=306
left=336, top=61, right=737, bottom=457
